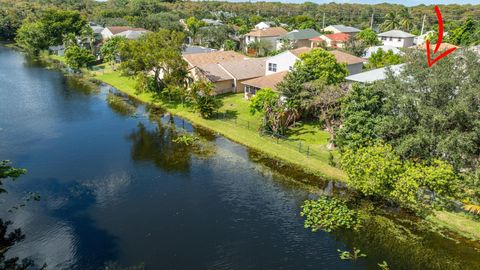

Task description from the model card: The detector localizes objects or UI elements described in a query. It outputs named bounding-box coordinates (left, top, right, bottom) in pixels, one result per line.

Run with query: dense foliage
left=365, top=49, right=403, bottom=69
left=301, top=196, right=358, bottom=232
left=188, top=80, right=223, bottom=119
left=65, top=45, right=95, bottom=70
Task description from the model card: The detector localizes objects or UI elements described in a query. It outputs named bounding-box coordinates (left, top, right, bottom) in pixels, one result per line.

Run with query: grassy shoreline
left=45, top=54, right=480, bottom=242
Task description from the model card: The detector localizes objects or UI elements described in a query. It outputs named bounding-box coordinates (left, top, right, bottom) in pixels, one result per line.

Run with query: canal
left=0, top=45, right=478, bottom=270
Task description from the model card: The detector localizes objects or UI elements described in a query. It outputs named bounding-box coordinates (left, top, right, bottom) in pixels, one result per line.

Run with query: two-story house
left=378, top=30, right=416, bottom=48
left=244, top=27, right=288, bottom=54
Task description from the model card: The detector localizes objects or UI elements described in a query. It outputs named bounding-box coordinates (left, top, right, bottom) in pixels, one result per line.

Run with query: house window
left=288, top=66, right=293, bottom=71
left=398, top=38, right=402, bottom=42
left=268, top=63, right=277, bottom=72
left=247, top=36, right=251, bottom=42
left=389, top=37, right=393, bottom=41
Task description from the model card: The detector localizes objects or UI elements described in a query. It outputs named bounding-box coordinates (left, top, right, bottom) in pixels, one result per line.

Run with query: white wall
left=379, top=36, right=414, bottom=48
left=265, top=51, right=297, bottom=75
left=101, top=28, right=114, bottom=40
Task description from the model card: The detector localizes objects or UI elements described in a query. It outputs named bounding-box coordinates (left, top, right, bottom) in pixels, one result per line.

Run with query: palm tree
left=247, top=39, right=272, bottom=57
left=381, top=12, right=401, bottom=31
left=399, top=8, right=414, bottom=32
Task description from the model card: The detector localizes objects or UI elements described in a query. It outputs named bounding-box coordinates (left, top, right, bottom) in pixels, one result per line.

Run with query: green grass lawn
left=429, top=211, right=480, bottom=240
left=92, top=66, right=345, bottom=181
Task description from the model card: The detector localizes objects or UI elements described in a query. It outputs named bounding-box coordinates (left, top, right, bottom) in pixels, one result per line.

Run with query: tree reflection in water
left=128, top=112, right=216, bottom=173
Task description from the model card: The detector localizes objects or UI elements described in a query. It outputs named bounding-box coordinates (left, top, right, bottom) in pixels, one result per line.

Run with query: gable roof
left=326, top=25, right=360, bottom=33
left=106, top=26, right=147, bottom=35
left=329, top=50, right=366, bottom=65
left=182, top=45, right=217, bottom=55
left=183, top=51, right=246, bottom=67
left=115, top=30, right=147, bottom=39
left=378, top=30, right=415, bottom=38
left=246, top=27, right=288, bottom=37
left=220, top=58, right=266, bottom=80
left=283, top=29, right=321, bottom=40
left=242, top=71, right=288, bottom=91
left=195, top=64, right=234, bottom=82
left=290, top=47, right=313, bottom=57
left=319, top=33, right=351, bottom=42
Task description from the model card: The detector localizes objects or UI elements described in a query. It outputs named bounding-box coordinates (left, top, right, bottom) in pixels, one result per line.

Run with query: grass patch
left=428, top=211, right=480, bottom=241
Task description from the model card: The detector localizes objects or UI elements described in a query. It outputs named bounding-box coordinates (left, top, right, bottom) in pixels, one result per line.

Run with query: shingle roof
left=182, top=46, right=217, bottom=55
left=220, top=58, right=266, bottom=80
left=378, top=30, right=416, bottom=38
left=283, top=29, right=321, bottom=40
left=329, top=50, right=366, bottom=65
left=346, top=64, right=404, bottom=83
left=327, top=25, right=360, bottom=33
left=242, top=71, right=288, bottom=91
left=246, top=27, right=288, bottom=37
left=106, top=26, right=147, bottom=35
left=196, top=64, right=233, bottom=82
left=290, top=47, right=313, bottom=57
left=183, top=51, right=246, bottom=67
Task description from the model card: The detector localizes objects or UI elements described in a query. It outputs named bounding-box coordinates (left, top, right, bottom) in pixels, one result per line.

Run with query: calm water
left=0, top=46, right=478, bottom=270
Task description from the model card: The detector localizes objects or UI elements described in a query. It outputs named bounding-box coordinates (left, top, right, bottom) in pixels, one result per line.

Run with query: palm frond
left=464, top=203, right=480, bottom=215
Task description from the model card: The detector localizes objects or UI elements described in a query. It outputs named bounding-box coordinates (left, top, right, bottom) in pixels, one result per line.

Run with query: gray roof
left=182, top=46, right=217, bottom=55
left=378, top=30, right=415, bottom=38
left=201, top=19, right=223, bottom=26
left=328, top=25, right=360, bottom=33
left=346, top=64, right=404, bottom=83
left=114, top=30, right=147, bottom=40
left=282, top=29, right=321, bottom=40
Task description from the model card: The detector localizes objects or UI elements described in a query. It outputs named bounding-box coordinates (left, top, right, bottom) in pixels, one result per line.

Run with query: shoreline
left=40, top=51, right=480, bottom=243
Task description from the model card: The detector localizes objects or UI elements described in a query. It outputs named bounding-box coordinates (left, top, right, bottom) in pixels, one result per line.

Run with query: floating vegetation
left=172, top=133, right=199, bottom=146
left=337, top=247, right=366, bottom=261
left=301, top=196, right=358, bottom=232
left=107, top=92, right=137, bottom=116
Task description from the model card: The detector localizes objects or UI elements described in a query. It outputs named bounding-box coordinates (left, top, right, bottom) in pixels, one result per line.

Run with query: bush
left=300, top=196, right=358, bottom=232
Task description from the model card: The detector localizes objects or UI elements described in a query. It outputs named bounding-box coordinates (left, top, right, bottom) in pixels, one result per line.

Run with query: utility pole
left=370, top=11, right=374, bottom=29
left=420, top=14, right=426, bottom=36
left=322, top=12, right=326, bottom=30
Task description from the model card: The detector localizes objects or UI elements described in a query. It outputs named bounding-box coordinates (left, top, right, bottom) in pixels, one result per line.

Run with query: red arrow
left=426, top=5, right=457, bottom=67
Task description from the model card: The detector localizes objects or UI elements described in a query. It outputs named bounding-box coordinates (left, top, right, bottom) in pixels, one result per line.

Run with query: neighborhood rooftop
left=346, top=64, right=405, bottom=83
left=282, top=29, right=321, bottom=40
left=289, top=47, right=365, bottom=65
left=378, top=30, right=416, bottom=38
left=105, top=26, right=147, bottom=35
left=183, top=51, right=246, bottom=67
left=242, top=71, right=288, bottom=91
left=246, top=27, right=288, bottom=37
left=327, top=25, right=361, bottom=33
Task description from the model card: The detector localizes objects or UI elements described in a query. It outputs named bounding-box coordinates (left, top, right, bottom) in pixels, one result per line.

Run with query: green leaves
left=300, top=196, right=358, bottom=232
left=65, top=45, right=95, bottom=70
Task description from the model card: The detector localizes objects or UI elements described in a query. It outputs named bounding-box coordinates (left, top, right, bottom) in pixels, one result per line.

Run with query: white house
left=346, top=64, right=405, bottom=84
left=244, top=27, right=288, bottom=54
left=322, top=25, right=360, bottom=36
left=265, top=47, right=365, bottom=76
left=101, top=26, right=148, bottom=40
left=378, top=30, right=415, bottom=48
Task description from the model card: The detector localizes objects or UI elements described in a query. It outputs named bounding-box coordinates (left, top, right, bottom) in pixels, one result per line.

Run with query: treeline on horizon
left=1, top=0, right=479, bottom=41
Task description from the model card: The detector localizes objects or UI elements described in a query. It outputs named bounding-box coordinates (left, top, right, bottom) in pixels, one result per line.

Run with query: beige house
left=244, top=27, right=288, bottom=54
left=243, top=71, right=288, bottom=99
left=183, top=51, right=266, bottom=94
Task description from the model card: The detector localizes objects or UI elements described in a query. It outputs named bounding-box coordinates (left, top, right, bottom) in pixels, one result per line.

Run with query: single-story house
left=322, top=25, right=360, bottom=36
left=101, top=26, right=148, bottom=40
left=243, top=71, right=288, bottom=99
left=378, top=30, right=415, bottom=48
left=244, top=27, right=288, bottom=54
left=346, top=64, right=404, bottom=84
left=363, top=45, right=402, bottom=58
left=48, top=45, right=65, bottom=56
left=184, top=51, right=266, bottom=94
left=265, top=47, right=366, bottom=76
left=312, top=33, right=351, bottom=48
left=278, top=29, right=321, bottom=49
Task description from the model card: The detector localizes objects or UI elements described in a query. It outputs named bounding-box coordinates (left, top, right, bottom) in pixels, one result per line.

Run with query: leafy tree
left=185, top=16, right=207, bottom=41
left=15, top=22, right=48, bottom=56
left=356, top=28, right=381, bottom=46
left=100, top=36, right=126, bottom=67
left=39, top=9, right=87, bottom=46
left=301, top=80, right=349, bottom=146
left=365, top=49, right=403, bottom=69
left=0, top=8, right=25, bottom=41
left=343, top=37, right=368, bottom=57
left=196, top=25, right=234, bottom=49
left=447, top=18, right=480, bottom=46
left=341, top=142, right=403, bottom=197
left=65, top=45, right=95, bottom=70
left=188, top=80, right=222, bottom=118
left=119, top=30, right=187, bottom=94
left=291, top=15, right=317, bottom=30
left=301, top=196, right=358, bottom=232
left=247, top=39, right=273, bottom=57
left=278, top=49, right=348, bottom=111
left=249, top=88, right=279, bottom=115
left=399, top=8, right=414, bottom=32
left=137, top=12, right=183, bottom=32
left=223, top=39, right=237, bottom=51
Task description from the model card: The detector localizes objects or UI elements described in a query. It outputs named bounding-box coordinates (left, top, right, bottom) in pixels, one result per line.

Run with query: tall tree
left=380, top=11, right=401, bottom=31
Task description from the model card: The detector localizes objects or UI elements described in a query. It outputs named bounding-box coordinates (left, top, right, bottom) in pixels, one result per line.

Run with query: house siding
left=379, top=36, right=414, bottom=48
left=265, top=51, right=297, bottom=75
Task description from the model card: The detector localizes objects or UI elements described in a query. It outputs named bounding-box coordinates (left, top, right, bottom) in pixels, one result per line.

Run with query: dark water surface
left=0, top=46, right=478, bottom=270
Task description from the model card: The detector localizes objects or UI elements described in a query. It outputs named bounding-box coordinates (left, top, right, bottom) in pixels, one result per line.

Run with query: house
left=265, top=47, right=365, bottom=76
left=322, top=25, right=360, bottom=36
left=243, top=71, right=288, bottom=99
left=48, top=45, right=65, bottom=56
left=346, top=64, right=404, bottom=84
left=378, top=30, right=415, bottom=48
left=244, top=27, right=288, bottom=54
left=184, top=51, right=266, bottom=94
left=278, top=29, right=321, bottom=49
left=363, top=45, right=402, bottom=58
left=312, top=33, right=351, bottom=48
left=101, top=26, right=148, bottom=40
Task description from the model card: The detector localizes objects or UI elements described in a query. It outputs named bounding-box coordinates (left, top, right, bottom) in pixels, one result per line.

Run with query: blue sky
left=224, top=0, right=480, bottom=5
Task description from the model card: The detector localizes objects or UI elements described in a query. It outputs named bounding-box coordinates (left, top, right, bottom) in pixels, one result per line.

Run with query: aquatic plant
left=337, top=247, right=366, bottom=261
left=300, top=196, right=358, bottom=232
